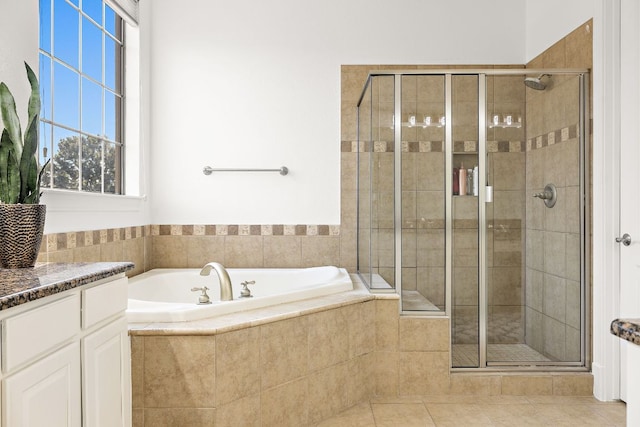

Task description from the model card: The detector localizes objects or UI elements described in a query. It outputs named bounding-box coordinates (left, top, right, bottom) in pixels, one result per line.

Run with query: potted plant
left=0, top=62, right=50, bottom=268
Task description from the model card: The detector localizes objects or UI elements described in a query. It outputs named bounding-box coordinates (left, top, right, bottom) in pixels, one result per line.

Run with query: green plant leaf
left=25, top=63, right=40, bottom=124
left=0, top=130, right=11, bottom=203
left=20, top=114, right=39, bottom=203
left=0, top=82, right=23, bottom=162
left=6, top=146, right=20, bottom=204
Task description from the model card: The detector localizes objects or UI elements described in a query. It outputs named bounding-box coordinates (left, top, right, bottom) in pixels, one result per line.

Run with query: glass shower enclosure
left=356, top=69, right=589, bottom=369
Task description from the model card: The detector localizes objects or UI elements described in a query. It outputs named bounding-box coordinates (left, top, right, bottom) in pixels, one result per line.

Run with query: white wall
left=146, top=0, right=526, bottom=225
left=525, top=0, right=595, bottom=61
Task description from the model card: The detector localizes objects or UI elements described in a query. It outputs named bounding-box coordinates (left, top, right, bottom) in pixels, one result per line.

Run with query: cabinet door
left=3, top=342, right=81, bottom=427
left=83, top=316, right=131, bottom=427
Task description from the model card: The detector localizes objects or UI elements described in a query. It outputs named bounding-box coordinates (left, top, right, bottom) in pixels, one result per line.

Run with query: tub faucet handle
left=191, top=286, right=212, bottom=305
left=239, top=281, right=254, bottom=298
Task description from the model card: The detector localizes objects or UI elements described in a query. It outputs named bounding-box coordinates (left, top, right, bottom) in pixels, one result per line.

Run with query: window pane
left=104, top=36, right=119, bottom=91
left=104, top=90, right=119, bottom=141
left=40, top=0, right=52, bottom=53
left=81, top=136, right=103, bottom=192
left=82, top=17, right=102, bottom=82
left=53, top=62, right=79, bottom=129
left=39, top=54, right=52, bottom=121
left=82, top=78, right=102, bottom=136
left=39, top=122, right=53, bottom=188
left=82, top=0, right=101, bottom=24
left=54, top=0, right=79, bottom=69
left=52, top=126, right=79, bottom=190
left=105, top=5, right=121, bottom=41
left=103, top=141, right=120, bottom=194
left=67, top=0, right=79, bottom=6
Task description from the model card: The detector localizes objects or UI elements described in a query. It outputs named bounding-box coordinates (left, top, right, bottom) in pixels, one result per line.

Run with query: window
left=39, top=0, right=125, bottom=194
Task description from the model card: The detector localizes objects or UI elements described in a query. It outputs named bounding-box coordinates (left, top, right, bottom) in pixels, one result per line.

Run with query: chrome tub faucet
left=200, top=262, right=233, bottom=301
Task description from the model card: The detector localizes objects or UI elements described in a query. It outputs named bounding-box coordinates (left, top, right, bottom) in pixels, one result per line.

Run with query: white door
left=618, top=0, right=640, bottom=402
left=3, top=342, right=81, bottom=427
left=82, top=316, right=131, bottom=427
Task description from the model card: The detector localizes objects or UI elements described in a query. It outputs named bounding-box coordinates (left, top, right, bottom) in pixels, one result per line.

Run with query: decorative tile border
left=151, top=224, right=341, bottom=237
left=526, top=124, right=579, bottom=151
left=343, top=124, right=580, bottom=154
left=42, top=224, right=342, bottom=252
left=44, top=225, right=149, bottom=252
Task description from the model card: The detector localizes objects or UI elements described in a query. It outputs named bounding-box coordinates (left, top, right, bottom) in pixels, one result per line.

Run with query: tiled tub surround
left=37, top=223, right=349, bottom=278
left=130, top=276, right=594, bottom=427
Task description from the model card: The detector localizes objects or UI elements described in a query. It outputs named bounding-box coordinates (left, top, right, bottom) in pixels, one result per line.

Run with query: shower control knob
left=616, top=233, right=632, bottom=246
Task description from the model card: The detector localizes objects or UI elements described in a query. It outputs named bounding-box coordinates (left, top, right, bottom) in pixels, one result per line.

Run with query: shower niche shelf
left=488, top=122, right=522, bottom=129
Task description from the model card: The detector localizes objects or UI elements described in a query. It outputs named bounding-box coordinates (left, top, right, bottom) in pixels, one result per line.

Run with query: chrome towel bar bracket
left=203, top=166, right=289, bottom=176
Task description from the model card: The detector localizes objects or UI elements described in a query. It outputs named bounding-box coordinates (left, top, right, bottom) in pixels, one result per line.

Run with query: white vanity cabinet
left=0, top=273, right=131, bottom=427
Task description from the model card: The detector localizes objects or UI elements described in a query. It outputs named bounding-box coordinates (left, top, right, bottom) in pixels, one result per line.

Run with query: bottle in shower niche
left=467, top=169, right=473, bottom=195
left=453, top=167, right=459, bottom=195
left=473, top=165, right=479, bottom=196
left=459, top=163, right=467, bottom=196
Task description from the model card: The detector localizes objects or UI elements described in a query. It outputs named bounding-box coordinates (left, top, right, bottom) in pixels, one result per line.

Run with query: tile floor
left=452, top=343, right=552, bottom=366
left=316, top=395, right=626, bottom=426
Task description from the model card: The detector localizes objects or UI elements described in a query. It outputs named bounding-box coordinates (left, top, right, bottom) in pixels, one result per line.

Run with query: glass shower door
left=450, top=75, right=481, bottom=367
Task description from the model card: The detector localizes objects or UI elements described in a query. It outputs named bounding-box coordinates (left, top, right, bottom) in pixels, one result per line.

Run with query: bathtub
left=127, top=266, right=353, bottom=322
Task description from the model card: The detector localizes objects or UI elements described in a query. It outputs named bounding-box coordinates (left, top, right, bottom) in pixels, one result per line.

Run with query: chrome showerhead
left=524, top=74, right=550, bottom=90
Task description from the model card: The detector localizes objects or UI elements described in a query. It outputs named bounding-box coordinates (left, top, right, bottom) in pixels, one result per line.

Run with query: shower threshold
left=452, top=343, right=552, bottom=367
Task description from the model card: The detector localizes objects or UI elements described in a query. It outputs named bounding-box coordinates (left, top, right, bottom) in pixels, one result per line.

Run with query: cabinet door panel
left=4, top=342, right=80, bottom=427
left=83, top=316, right=131, bottom=427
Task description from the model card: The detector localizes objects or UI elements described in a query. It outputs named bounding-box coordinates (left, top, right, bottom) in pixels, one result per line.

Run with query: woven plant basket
left=0, top=204, right=46, bottom=268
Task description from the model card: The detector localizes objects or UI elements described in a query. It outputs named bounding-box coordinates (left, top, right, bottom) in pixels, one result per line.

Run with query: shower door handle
left=616, top=233, right=632, bottom=246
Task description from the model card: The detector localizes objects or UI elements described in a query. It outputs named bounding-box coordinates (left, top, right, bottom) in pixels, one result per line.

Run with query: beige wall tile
left=101, top=241, right=124, bottom=262
left=123, top=238, right=145, bottom=276
left=260, top=316, right=309, bottom=390
left=45, top=249, right=74, bottom=263
left=263, top=236, right=301, bottom=268
left=398, top=351, right=450, bottom=395
left=449, top=374, right=501, bottom=396
left=301, top=236, right=340, bottom=267
left=308, top=363, right=349, bottom=424
left=131, top=336, right=144, bottom=409
left=151, top=236, right=187, bottom=268
left=376, top=299, right=399, bottom=351
left=73, top=245, right=101, bottom=263
left=144, top=336, right=215, bottom=408
left=346, top=301, right=376, bottom=358
left=339, top=227, right=357, bottom=271
left=347, top=353, right=375, bottom=406
left=552, top=374, right=593, bottom=396
left=399, top=317, right=449, bottom=352
left=216, top=327, right=260, bottom=406
left=501, top=375, right=553, bottom=395
left=132, top=409, right=143, bottom=427
left=186, top=236, right=225, bottom=268
left=308, top=307, right=349, bottom=371
left=375, top=351, right=399, bottom=397
left=215, top=394, right=260, bottom=427
left=143, top=408, right=215, bottom=427
left=261, top=378, right=308, bottom=427
left=224, top=236, right=263, bottom=268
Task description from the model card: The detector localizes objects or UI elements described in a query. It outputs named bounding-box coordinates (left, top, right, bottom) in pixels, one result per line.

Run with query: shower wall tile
left=525, top=307, right=544, bottom=353
left=491, top=267, right=522, bottom=306
left=543, top=186, right=567, bottom=232
left=492, top=152, right=526, bottom=191
left=543, top=274, right=567, bottom=323
left=401, top=267, right=417, bottom=291
left=543, top=315, right=566, bottom=360
left=416, top=153, right=445, bottom=191
left=543, top=231, right=566, bottom=278
left=525, top=268, right=544, bottom=312
left=417, top=267, right=445, bottom=307
left=417, top=229, right=445, bottom=267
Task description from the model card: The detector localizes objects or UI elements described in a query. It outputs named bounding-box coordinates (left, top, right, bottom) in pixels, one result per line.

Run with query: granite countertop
left=611, top=318, right=640, bottom=346
left=0, top=262, right=134, bottom=311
